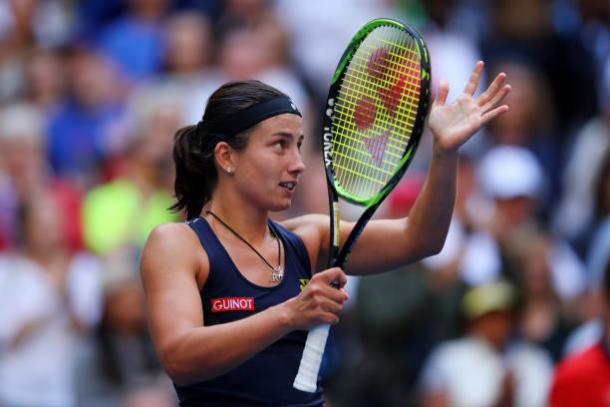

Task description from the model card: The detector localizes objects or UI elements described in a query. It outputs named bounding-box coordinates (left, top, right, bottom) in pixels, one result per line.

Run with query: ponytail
left=169, top=124, right=216, bottom=220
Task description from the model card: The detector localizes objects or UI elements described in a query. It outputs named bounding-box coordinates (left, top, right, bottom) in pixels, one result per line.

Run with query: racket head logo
left=363, top=131, right=390, bottom=166
left=323, top=128, right=333, bottom=167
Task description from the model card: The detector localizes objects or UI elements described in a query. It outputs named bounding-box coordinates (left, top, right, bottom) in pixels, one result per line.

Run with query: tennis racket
left=293, top=18, right=431, bottom=393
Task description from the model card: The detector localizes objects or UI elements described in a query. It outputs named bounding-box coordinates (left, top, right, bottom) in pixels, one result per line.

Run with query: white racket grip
left=293, top=323, right=331, bottom=392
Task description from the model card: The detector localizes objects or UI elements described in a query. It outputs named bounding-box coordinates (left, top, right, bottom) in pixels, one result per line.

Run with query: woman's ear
left=214, top=141, right=236, bottom=175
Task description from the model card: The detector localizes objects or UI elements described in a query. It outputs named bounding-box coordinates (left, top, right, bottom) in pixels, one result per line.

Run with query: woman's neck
left=205, top=194, right=270, bottom=244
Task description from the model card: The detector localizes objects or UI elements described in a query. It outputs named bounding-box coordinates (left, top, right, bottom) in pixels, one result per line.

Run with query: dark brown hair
left=170, top=80, right=287, bottom=219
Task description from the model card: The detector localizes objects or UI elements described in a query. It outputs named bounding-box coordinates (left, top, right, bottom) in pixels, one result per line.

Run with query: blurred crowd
left=0, top=0, right=608, bottom=406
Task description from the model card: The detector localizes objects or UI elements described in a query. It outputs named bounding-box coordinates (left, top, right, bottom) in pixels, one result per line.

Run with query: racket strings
left=331, top=25, right=423, bottom=199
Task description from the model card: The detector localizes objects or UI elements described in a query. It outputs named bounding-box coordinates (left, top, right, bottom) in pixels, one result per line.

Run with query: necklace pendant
left=271, top=268, right=283, bottom=283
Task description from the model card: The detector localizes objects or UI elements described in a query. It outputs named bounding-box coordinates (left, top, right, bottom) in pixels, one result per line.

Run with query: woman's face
left=231, top=113, right=306, bottom=211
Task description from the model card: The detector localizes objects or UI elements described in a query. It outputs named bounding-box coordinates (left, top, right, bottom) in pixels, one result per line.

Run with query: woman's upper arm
left=287, top=213, right=428, bottom=275
left=140, top=223, right=207, bottom=362
left=340, top=217, right=417, bottom=274
left=283, top=213, right=427, bottom=275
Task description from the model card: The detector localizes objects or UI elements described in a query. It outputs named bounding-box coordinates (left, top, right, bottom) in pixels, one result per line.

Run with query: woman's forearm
left=405, top=145, right=458, bottom=258
left=160, top=301, right=295, bottom=385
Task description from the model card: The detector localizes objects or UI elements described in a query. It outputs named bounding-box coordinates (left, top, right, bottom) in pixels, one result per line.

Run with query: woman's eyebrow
left=272, top=131, right=304, bottom=140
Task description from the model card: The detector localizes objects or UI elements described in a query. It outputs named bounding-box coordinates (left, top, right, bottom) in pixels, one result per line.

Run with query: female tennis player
left=141, top=61, right=510, bottom=406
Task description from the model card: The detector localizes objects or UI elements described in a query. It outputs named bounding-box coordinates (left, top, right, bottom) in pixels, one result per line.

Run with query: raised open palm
left=428, top=61, right=511, bottom=152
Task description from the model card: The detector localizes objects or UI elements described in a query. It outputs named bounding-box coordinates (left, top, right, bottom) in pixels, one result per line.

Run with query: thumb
left=318, top=267, right=347, bottom=287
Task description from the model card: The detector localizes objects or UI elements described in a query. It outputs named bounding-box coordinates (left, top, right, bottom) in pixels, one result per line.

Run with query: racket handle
left=293, top=323, right=331, bottom=392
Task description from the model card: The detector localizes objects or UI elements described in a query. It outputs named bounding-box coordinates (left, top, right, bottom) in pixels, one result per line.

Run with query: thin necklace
left=206, top=210, right=283, bottom=283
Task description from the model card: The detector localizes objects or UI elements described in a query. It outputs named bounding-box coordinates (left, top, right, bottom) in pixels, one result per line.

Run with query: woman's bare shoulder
left=141, top=221, right=207, bottom=281
left=145, top=222, right=199, bottom=251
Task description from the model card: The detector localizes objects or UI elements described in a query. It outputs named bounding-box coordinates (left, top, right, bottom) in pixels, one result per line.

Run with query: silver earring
left=226, top=167, right=233, bottom=174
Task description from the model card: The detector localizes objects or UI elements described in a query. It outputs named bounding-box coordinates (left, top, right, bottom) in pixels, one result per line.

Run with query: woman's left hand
left=428, top=61, right=511, bottom=153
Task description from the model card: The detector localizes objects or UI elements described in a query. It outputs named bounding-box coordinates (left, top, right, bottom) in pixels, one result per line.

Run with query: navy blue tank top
left=174, top=217, right=324, bottom=406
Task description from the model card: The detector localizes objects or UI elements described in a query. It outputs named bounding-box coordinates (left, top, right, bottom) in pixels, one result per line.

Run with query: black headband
left=200, top=96, right=301, bottom=138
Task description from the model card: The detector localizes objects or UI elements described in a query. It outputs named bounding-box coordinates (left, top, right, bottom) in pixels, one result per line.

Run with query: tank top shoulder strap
left=186, top=217, right=225, bottom=260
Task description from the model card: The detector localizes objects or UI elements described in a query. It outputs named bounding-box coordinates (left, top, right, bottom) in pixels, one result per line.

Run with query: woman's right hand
left=283, top=267, right=348, bottom=330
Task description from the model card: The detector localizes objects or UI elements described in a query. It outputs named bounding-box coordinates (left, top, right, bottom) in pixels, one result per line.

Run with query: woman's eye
left=274, top=141, right=286, bottom=150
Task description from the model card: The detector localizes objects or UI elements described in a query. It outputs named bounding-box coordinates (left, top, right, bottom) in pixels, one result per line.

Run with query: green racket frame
left=323, top=18, right=431, bottom=267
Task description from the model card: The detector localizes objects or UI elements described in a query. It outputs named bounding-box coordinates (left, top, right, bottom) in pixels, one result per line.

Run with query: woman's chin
left=269, top=198, right=293, bottom=212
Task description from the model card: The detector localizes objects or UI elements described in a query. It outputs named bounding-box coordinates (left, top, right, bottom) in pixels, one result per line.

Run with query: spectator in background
left=553, top=69, right=610, bottom=253
left=482, top=0, right=598, bottom=137
left=0, top=103, right=46, bottom=249
left=550, top=259, right=610, bottom=407
left=76, top=248, right=175, bottom=406
left=185, top=18, right=311, bottom=128
left=587, top=150, right=610, bottom=298
left=0, top=190, right=103, bottom=407
left=0, top=0, right=72, bottom=102
left=161, top=11, right=215, bottom=82
left=518, top=234, right=577, bottom=362
left=46, top=46, right=130, bottom=187
left=81, top=86, right=181, bottom=257
left=0, top=103, right=83, bottom=253
left=75, top=0, right=128, bottom=42
left=478, top=145, right=586, bottom=360
left=485, top=59, right=561, bottom=210
left=23, top=47, right=67, bottom=112
left=215, top=0, right=276, bottom=35
left=563, top=150, right=610, bottom=356
left=96, top=0, right=170, bottom=83
left=575, top=0, right=610, bottom=104
left=139, top=10, right=219, bottom=126
left=419, top=281, right=553, bottom=407
left=478, top=145, right=586, bottom=303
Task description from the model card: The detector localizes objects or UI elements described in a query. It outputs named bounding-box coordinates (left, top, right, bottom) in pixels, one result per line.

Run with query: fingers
left=480, top=82, right=511, bottom=124
left=463, top=60, right=484, bottom=96
left=434, top=80, right=450, bottom=107
left=296, top=267, right=349, bottom=328
left=477, top=72, right=506, bottom=106
left=478, top=73, right=508, bottom=108
left=481, top=104, right=510, bottom=124
left=481, top=84, right=511, bottom=113
left=316, top=289, right=349, bottom=325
